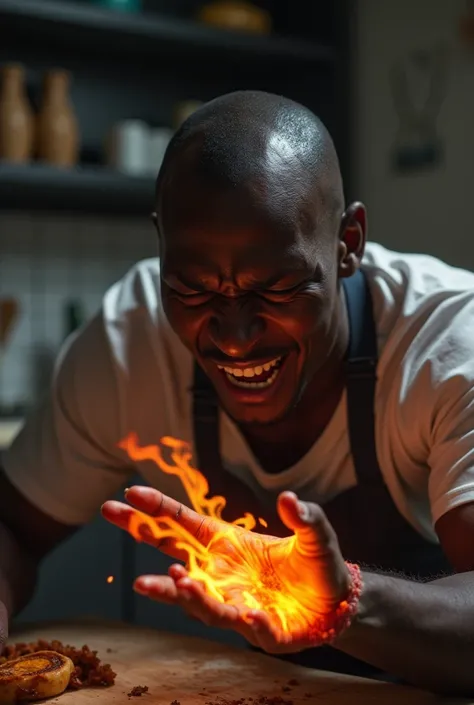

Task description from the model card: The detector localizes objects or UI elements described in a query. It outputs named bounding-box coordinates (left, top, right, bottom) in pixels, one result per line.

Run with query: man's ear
left=338, top=201, right=367, bottom=279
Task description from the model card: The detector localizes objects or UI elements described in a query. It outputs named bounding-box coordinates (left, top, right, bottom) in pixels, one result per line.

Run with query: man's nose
left=208, top=305, right=265, bottom=359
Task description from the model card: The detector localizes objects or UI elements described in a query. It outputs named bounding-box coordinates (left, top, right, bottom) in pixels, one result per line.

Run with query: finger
left=102, top=501, right=193, bottom=560
left=175, top=577, right=234, bottom=624
left=243, top=611, right=289, bottom=654
left=168, top=563, right=188, bottom=582
left=133, top=575, right=180, bottom=604
left=169, top=579, right=265, bottom=647
left=101, top=499, right=210, bottom=562
left=174, top=578, right=254, bottom=636
left=101, top=500, right=135, bottom=531
left=277, top=492, right=339, bottom=558
left=124, top=486, right=219, bottom=546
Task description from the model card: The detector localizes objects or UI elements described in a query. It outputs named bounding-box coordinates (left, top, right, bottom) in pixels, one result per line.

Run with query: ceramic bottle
left=0, top=64, right=34, bottom=162
left=37, top=69, right=79, bottom=167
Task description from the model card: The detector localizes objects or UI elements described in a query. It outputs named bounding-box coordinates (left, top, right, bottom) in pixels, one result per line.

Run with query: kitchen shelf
left=0, top=0, right=335, bottom=67
left=0, top=162, right=155, bottom=215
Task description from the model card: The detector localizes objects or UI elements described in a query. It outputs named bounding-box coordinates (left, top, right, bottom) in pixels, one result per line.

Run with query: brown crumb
left=128, top=685, right=149, bottom=697
left=0, top=639, right=116, bottom=690
left=281, top=686, right=291, bottom=693
left=170, top=700, right=181, bottom=705
left=287, top=679, right=299, bottom=686
left=203, top=698, right=293, bottom=705
left=304, top=694, right=313, bottom=698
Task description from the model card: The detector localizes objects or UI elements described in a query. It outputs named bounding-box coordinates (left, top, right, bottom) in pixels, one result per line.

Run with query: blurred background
left=0, top=0, right=472, bottom=640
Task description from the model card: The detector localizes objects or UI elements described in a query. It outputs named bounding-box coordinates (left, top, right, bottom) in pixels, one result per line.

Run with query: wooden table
left=7, top=621, right=472, bottom=704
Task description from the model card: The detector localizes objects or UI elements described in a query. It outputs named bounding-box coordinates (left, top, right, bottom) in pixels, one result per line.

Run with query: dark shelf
left=0, top=162, right=155, bottom=216
left=0, top=0, right=335, bottom=67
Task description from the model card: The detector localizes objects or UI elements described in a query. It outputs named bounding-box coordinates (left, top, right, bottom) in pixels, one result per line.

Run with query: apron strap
left=342, top=268, right=382, bottom=487
left=192, top=358, right=282, bottom=528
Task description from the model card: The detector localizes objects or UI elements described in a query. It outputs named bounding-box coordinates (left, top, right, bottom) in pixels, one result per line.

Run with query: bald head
left=156, top=90, right=344, bottom=234
left=154, top=93, right=365, bottom=425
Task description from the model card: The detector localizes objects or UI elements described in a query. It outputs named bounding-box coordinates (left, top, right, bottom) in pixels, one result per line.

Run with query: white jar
left=107, top=120, right=150, bottom=177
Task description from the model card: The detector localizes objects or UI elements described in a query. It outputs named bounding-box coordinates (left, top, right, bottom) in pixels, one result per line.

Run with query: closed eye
left=259, top=283, right=305, bottom=301
left=172, top=289, right=213, bottom=305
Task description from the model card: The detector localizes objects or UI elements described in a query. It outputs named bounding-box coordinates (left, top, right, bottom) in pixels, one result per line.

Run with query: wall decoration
left=389, top=45, right=449, bottom=174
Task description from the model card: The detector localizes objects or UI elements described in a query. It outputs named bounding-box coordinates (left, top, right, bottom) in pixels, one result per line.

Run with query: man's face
left=158, top=177, right=343, bottom=426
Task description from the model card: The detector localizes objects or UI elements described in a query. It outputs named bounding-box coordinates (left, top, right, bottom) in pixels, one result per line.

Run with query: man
left=1, top=91, right=474, bottom=695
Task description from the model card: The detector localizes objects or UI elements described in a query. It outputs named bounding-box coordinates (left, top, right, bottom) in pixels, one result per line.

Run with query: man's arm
left=336, top=503, right=474, bottom=696
left=0, top=468, right=79, bottom=640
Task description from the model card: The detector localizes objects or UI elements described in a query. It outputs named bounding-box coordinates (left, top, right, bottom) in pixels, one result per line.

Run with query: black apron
left=191, top=269, right=452, bottom=679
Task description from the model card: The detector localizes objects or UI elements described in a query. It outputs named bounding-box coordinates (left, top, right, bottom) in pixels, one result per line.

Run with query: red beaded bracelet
left=307, top=563, right=363, bottom=646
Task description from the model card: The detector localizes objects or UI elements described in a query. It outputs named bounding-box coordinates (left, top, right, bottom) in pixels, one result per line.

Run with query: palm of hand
left=191, top=522, right=334, bottom=639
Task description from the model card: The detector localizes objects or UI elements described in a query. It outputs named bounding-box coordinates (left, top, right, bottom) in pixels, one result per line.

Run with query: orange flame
left=119, top=433, right=318, bottom=636
left=106, top=575, right=114, bottom=584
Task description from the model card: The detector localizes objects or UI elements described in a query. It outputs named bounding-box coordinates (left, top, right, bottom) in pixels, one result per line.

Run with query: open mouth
left=217, top=356, right=284, bottom=390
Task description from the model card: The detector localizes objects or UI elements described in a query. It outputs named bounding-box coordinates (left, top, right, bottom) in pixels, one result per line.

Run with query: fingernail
left=297, top=501, right=310, bottom=521
left=124, top=487, right=130, bottom=496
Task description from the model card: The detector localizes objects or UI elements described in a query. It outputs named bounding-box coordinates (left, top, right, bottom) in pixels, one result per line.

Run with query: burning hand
left=102, top=486, right=354, bottom=654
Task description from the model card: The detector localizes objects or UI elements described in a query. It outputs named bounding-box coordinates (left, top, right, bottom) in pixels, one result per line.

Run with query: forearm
left=336, top=570, right=474, bottom=695
left=0, top=520, right=38, bottom=620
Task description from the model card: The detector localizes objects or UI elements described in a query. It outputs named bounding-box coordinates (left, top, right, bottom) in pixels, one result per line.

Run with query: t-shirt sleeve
left=428, top=379, right=474, bottom=524
left=421, top=298, right=474, bottom=523
left=1, top=311, right=133, bottom=526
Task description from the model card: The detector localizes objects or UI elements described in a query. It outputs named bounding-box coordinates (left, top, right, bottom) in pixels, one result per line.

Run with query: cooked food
left=0, top=639, right=116, bottom=690
left=0, top=650, right=74, bottom=703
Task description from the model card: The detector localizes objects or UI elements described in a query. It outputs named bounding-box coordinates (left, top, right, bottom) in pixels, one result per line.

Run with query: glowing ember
left=106, top=576, right=114, bottom=584
left=118, top=433, right=327, bottom=638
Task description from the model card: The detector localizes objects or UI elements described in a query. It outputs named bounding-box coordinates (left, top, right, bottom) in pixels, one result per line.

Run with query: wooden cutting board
left=7, top=621, right=470, bottom=705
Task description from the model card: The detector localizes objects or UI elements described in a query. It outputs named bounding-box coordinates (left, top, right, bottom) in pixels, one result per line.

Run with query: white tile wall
left=0, top=211, right=156, bottom=409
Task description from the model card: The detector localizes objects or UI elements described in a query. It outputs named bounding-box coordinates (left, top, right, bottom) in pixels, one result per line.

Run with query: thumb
left=277, top=491, right=337, bottom=558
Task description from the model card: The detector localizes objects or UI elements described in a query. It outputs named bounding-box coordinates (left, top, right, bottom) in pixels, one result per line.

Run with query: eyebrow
left=168, top=263, right=319, bottom=292
left=168, top=273, right=206, bottom=290
left=246, top=270, right=313, bottom=291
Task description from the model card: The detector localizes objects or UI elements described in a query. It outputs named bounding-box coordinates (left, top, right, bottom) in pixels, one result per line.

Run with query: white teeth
left=217, top=356, right=281, bottom=378
left=226, top=367, right=280, bottom=389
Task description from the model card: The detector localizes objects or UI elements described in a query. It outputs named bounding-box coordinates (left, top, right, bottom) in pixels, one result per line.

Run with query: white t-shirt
left=3, top=243, right=474, bottom=542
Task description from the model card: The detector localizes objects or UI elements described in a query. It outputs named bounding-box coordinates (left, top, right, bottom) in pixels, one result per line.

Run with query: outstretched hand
left=102, top=487, right=353, bottom=654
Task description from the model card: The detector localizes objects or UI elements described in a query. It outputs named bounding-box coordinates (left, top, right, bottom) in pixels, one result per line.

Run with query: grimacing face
left=155, top=183, right=364, bottom=426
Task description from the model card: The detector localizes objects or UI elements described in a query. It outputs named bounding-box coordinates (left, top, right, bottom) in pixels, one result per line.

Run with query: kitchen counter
left=7, top=619, right=473, bottom=704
